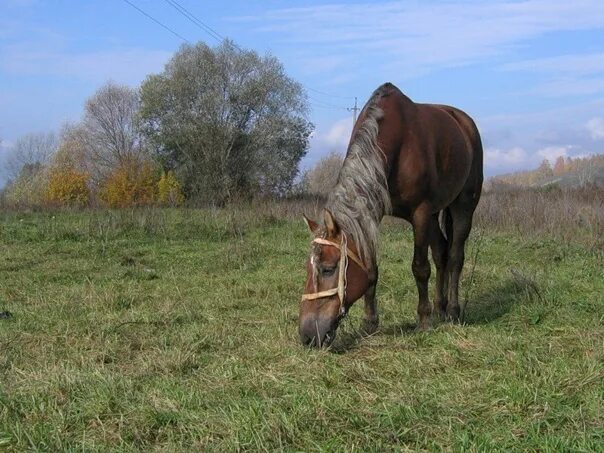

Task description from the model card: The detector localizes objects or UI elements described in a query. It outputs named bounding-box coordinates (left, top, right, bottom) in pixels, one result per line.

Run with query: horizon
left=1, top=0, right=604, bottom=187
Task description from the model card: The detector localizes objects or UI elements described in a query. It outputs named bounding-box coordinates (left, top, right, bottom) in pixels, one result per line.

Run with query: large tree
left=139, top=40, right=313, bottom=203
left=80, top=81, right=148, bottom=182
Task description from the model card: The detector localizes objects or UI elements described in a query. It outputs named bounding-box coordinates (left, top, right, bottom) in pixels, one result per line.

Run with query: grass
left=0, top=206, right=603, bottom=451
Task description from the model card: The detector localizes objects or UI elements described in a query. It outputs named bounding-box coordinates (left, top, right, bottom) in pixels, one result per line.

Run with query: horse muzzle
left=299, top=313, right=338, bottom=348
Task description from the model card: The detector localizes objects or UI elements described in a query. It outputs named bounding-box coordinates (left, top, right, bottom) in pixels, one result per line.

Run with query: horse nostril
left=300, top=332, right=315, bottom=347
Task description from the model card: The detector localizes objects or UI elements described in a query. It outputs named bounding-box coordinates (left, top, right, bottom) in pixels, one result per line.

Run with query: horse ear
left=303, top=214, right=319, bottom=234
left=323, top=209, right=339, bottom=236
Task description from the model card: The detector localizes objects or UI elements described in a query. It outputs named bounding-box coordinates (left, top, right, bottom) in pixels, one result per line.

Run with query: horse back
left=362, top=84, right=483, bottom=216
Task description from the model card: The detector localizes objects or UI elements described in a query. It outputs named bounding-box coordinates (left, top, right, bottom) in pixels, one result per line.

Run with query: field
left=1, top=196, right=603, bottom=451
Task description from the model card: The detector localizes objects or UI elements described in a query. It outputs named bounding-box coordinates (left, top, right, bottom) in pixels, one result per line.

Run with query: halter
left=301, top=233, right=367, bottom=315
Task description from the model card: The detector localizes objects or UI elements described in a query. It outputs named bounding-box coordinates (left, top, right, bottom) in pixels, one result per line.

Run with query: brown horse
left=300, top=82, right=483, bottom=347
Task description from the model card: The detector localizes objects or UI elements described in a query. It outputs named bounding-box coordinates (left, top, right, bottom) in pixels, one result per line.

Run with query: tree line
left=488, top=155, right=604, bottom=189
left=2, top=41, right=316, bottom=208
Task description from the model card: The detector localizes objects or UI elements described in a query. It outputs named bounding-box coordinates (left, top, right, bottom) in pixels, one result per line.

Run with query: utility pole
left=347, top=97, right=359, bottom=127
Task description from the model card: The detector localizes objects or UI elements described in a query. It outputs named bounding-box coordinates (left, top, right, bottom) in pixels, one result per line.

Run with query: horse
left=299, top=82, right=483, bottom=348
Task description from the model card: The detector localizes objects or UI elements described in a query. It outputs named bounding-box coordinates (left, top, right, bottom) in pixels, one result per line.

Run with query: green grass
left=0, top=208, right=602, bottom=451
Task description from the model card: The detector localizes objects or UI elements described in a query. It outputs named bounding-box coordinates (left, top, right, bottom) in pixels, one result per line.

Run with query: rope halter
left=301, top=233, right=367, bottom=315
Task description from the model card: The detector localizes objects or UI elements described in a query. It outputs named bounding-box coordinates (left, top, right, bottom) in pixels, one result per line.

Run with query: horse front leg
left=360, top=266, right=379, bottom=335
left=412, top=206, right=432, bottom=330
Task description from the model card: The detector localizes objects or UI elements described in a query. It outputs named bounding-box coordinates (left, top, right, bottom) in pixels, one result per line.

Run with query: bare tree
left=577, top=158, right=597, bottom=187
left=302, top=151, right=344, bottom=196
left=81, top=82, right=147, bottom=180
left=6, top=132, right=57, bottom=181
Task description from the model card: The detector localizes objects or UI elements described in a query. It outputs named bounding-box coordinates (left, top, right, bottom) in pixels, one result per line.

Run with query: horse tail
left=439, top=208, right=453, bottom=244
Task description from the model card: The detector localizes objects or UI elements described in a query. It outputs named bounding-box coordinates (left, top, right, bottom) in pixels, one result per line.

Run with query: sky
left=1, top=0, right=604, bottom=187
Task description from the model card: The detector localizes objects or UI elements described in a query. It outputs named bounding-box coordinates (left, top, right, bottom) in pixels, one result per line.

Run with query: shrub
left=100, top=160, right=159, bottom=208
left=157, top=171, right=185, bottom=206
left=301, top=151, right=344, bottom=196
left=45, top=168, right=90, bottom=207
left=4, top=163, right=48, bottom=208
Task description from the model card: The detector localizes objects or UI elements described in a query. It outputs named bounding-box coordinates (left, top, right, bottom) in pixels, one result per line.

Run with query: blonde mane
left=325, top=92, right=391, bottom=269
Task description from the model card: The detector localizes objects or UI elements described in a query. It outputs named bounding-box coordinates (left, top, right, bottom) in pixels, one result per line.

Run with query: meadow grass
left=0, top=207, right=602, bottom=451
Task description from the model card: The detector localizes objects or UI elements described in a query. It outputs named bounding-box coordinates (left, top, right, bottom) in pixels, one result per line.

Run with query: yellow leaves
left=8, top=151, right=186, bottom=209
left=100, top=160, right=159, bottom=208
left=157, top=171, right=184, bottom=206
left=45, top=168, right=90, bottom=207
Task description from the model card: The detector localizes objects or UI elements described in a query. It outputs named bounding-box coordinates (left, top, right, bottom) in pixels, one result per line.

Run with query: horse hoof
left=360, top=318, right=379, bottom=336
left=433, top=310, right=447, bottom=323
left=446, top=306, right=461, bottom=323
left=415, top=321, right=432, bottom=332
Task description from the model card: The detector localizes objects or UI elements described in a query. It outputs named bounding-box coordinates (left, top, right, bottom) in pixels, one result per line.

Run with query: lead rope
left=337, top=233, right=348, bottom=315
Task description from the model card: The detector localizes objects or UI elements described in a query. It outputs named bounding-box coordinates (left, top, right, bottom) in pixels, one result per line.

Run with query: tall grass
left=3, top=186, right=602, bottom=249
left=1, top=202, right=602, bottom=450
left=474, top=186, right=604, bottom=249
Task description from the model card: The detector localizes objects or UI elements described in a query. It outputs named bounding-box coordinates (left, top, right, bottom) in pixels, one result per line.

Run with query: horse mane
left=325, top=88, right=392, bottom=269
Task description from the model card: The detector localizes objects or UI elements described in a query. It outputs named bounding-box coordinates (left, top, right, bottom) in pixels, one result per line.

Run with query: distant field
left=0, top=206, right=602, bottom=451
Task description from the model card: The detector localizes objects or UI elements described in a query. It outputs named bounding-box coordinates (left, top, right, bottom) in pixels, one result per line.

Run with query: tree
left=80, top=82, right=148, bottom=183
left=553, top=156, right=566, bottom=176
left=536, top=159, right=553, bottom=183
left=6, top=132, right=57, bottom=181
left=139, top=40, right=313, bottom=204
left=53, top=123, right=92, bottom=174
left=157, top=171, right=184, bottom=206
left=3, top=132, right=57, bottom=207
left=100, top=159, right=159, bottom=208
left=302, top=151, right=344, bottom=196
left=45, top=168, right=90, bottom=207
left=577, top=157, right=597, bottom=187
left=4, top=162, right=48, bottom=207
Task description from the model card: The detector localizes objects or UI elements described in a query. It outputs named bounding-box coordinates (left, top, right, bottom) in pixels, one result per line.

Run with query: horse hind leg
left=446, top=201, right=476, bottom=322
left=429, top=212, right=449, bottom=321
left=411, top=205, right=433, bottom=330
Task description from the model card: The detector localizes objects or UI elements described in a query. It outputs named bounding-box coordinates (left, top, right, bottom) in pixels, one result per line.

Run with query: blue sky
left=1, top=0, right=604, bottom=186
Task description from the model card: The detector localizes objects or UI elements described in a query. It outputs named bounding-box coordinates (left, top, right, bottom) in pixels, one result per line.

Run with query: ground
left=0, top=207, right=602, bottom=451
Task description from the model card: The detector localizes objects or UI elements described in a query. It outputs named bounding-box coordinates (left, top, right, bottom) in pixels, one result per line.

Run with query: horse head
left=299, top=209, right=370, bottom=347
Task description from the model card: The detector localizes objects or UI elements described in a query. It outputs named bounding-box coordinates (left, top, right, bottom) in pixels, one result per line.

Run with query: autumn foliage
left=489, top=154, right=604, bottom=188
left=157, top=171, right=185, bottom=206
left=45, top=168, right=90, bottom=207
left=100, top=160, right=159, bottom=208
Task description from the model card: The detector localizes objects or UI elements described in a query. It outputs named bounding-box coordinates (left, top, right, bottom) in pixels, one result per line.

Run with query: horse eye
left=320, top=266, right=336, bottom=276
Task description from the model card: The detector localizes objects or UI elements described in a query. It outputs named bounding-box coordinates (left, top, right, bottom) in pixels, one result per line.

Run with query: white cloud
left=323, top=118, right=352, bottom=149
left=234, top=0, right=604, bottom=78
left=0, top=139, right=14, bottom=149
left=302, top=117, right=351, bottom=169
left=485, top=146, right=528, bottom=168
left=537, top=145, right=571, bottom=162
left=586, top=117, right=604, bottom=140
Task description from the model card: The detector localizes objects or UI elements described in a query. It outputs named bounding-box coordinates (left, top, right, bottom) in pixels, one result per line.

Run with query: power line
left=121, top=0, right=357, bottom=107
left=308, top=96, right=348, bottom=110
left=122, top=0, right=190, bottom=43
left=306, top=86, right=354, bottom=100
left=162, top=0, right=225, bottom=44
left=161, top=1, right=351, bottom=101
